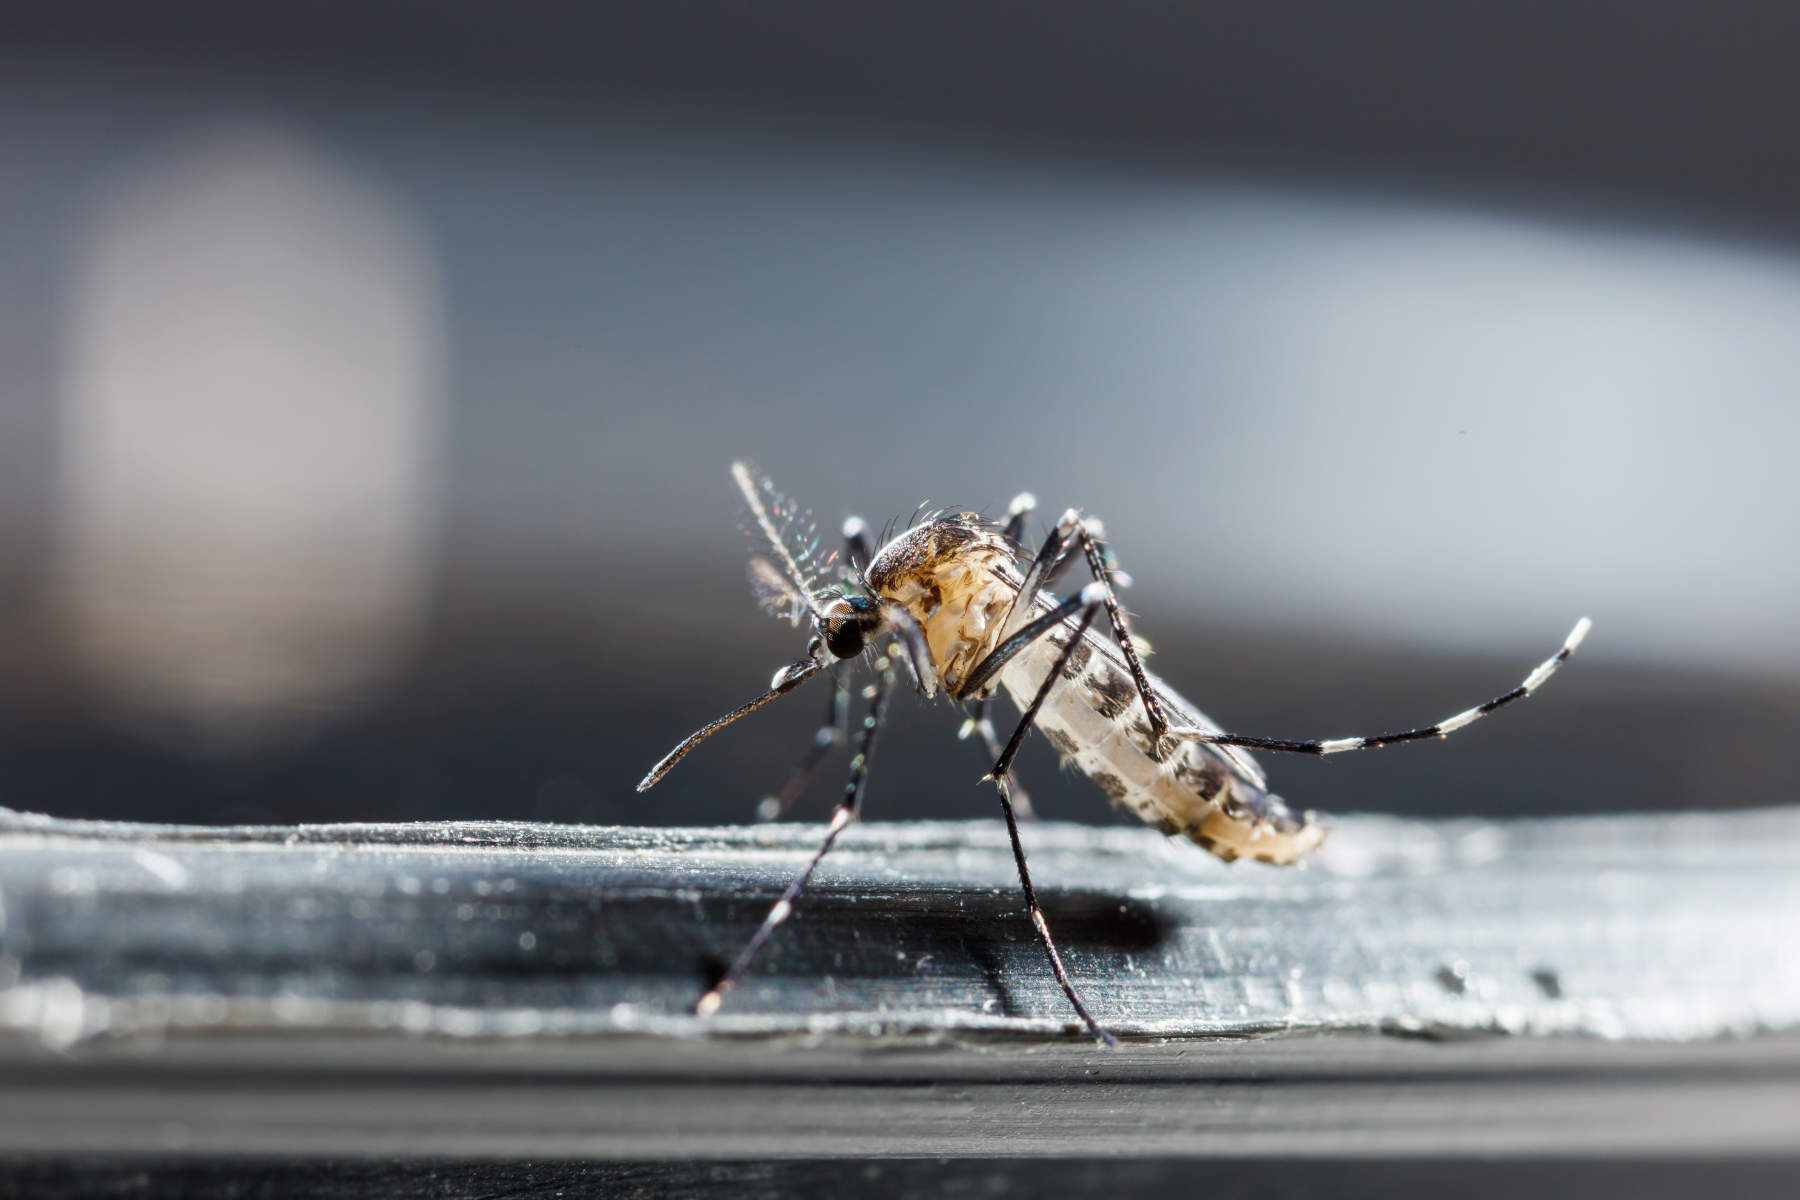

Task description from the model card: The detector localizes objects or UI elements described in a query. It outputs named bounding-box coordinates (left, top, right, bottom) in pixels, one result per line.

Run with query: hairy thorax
left=864, top=515, right=1021, bottom=698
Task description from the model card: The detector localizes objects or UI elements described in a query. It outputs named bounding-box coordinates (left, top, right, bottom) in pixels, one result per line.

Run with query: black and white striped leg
left=1169, top=618, right=1593, bottom=757
left=963, top=583, right=1109, bottom=698
left=961, top=491, right=1035, bottom=776
left=755, top=665, right=851, bottom=822
left=959, top=587, right=1118, bottom=1045
left=841, top=515, right=874, bottom=578
left=986, top=607, right=1117, bottom=1046
left=996, top=507, right=1166, bottom=747
left=994, top=771, right=1118, bottom=1046
left=996, top=507, right=1084, bottom=645
left=1001, top=491, right=1036, bottom=546
left=697, top=657, right=895, bottom=1018
left=984, top=606, right=1101, bottom=786
left=1072, top=521, right=1169, bottom=746
left=959, top=699, right=1035, bottom=819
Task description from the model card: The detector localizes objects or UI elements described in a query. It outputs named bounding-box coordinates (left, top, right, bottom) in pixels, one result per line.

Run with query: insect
left=639, top=462, right=1591, bottom=1045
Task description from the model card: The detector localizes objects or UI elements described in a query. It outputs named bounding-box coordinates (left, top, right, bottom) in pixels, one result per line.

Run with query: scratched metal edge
left=7, top=805, right=1800, bottom=881
left=2, top=806, right=1798, bottom=1049
left=2, top=806, right=1798, bottom=1159
left=8, top=1022, right=1800, bottom=1079
left=1, top=1029, right=1798, bottom=1160
left=7, top=805, right=1800, bottom=877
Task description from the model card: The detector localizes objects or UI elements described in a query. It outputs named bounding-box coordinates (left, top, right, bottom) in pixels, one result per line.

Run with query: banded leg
left=755, top=665, right=851, bottom=822
left=1001, top=491, right=1036, bottom=546
left=1170, top=618, right=1593, bottom=756
left=1073, top=521, right=1169, bottom=745
left=964, top=490, right=1032, bottom=799
left=964, top=583, right=1109, bottom=697
left=962, top=585, right=1119, bottom=1045
left=994, top=769, right=1118, bottom=1046
left=995, top=507, right=1167, bottom=747
left=958, top=698, right=1035, bottom=819
left=841, top=514, right=873, bottom=577
left=984, top=606, right=1101, bottom=786
left=996, top=507, right=1083, bottom=644
left=696, top=655, right=895, bottom=1018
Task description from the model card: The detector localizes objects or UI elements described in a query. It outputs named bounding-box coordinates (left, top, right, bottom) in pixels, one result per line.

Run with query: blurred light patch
left=56, top=124, right=444, bottom=751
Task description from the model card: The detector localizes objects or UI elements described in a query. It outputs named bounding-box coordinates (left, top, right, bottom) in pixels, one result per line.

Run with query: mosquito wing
left=747, top=555, right=810, bottom=626
left=730, top=462, right=829, bottom=618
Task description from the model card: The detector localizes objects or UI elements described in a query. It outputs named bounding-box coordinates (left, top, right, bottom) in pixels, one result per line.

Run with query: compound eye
left=825, top=618, right=866, bottom=660
left=820, top=595, right=877, bottom=660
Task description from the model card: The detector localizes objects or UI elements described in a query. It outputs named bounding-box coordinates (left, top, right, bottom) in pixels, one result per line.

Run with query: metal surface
left=1, top=804, right=1797, bottom=1159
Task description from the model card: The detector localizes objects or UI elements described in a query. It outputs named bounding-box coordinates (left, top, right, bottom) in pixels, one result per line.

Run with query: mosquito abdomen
left=866, top=512, right=1326, bottom=865
left=999, top=635, right=1326, bottom=866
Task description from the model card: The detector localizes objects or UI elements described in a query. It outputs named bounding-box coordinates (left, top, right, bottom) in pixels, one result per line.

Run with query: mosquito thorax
left=861, top=515, right=1022, bottom=697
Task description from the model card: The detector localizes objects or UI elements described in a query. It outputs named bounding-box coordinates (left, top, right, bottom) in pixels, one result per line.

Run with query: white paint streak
left=1318, top=738, right=1362, bottom=755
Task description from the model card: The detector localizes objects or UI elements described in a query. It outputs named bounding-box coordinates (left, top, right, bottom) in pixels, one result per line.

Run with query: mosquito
left=638, top=462, right=1591, bottom=1045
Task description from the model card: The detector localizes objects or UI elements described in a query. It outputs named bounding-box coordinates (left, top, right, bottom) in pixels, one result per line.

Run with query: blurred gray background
left=1, top=3, right=1795, bottom=828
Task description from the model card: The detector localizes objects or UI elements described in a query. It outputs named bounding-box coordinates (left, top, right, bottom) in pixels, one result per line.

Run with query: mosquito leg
left=984, top=608, right=1117, bottom=1046
left=755, top=665, right=851, bottom=821
left=955, top=585, right=1119, bottom=1044
left=696, top=656, right=895, bottom=1018
left=963, top=583, right=1108, bottom=698
left=1001, top=491, right=1037, bottom=546
left=993, top=772, right=1117, bottom=1045
left=980, top=508, right=1165, bottom=743
left=1073, top=520, right=1171, bottom=747
left=879, top=600, right=941, bottom=698
left=841, top=515, right=873, bottom=577
left=1169, top=618, right=1593, bottom=756
left=959, top=698, right=1035, bottom=819
left=985, top=607, right=1100, bottom=785
left=753, top=505, right=895, bottom=821
left=996, top=508, right=1083, bottom=644
left=881, top=561, right=1114, bottom=1041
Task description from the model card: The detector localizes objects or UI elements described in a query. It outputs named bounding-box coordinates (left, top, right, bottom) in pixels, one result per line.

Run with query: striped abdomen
left=863, top=513, right=1325, bottom=865
left=996, top=627, right=1326, bottom=865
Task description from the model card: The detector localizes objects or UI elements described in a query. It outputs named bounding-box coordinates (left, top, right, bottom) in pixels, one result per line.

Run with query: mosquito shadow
left=898, top=887, right=1173, bottom=1018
